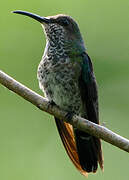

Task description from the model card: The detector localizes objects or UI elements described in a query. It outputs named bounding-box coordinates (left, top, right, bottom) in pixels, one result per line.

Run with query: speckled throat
left=43, top=23, right=68, bottom=60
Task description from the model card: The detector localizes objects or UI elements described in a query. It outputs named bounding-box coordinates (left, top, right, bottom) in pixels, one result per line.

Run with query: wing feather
left=79, top=52, right=104, bottom=170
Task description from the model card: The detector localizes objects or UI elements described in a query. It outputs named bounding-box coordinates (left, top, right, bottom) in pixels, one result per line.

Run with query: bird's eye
left=60, top=19, right=70, bottom=26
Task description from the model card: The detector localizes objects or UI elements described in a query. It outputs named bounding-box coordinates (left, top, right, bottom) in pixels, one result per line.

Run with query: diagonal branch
left=0, top=70, right=129, bottom=153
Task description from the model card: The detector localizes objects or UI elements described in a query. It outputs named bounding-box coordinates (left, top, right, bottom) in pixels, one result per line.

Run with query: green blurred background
left=0, top=0, right=129, bottom=179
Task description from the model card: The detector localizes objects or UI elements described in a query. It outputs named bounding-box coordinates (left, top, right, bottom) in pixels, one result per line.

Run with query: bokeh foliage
left=0, top=0, right=129, bottom=179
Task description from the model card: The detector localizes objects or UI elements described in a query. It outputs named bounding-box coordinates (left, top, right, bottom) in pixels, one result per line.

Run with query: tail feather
left=93, top=136, right=104, bottom=170
left=55, top=117, right=88, bottom=177
left=74, top=129, right=103, bottom=172
left=55, top=117, right=103, bottom=176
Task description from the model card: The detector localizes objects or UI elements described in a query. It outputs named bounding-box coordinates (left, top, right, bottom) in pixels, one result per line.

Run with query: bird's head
left=13, top=11, right=86, bottom=56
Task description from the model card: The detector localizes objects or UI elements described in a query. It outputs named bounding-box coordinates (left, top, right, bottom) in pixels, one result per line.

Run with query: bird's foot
left=65, top=112, right=74, bottom=123
left=47, top=100, right=56, bottom=109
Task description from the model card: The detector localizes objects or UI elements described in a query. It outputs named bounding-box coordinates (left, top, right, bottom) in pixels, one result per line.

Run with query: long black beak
left=13, top=10, right=50, bottom=24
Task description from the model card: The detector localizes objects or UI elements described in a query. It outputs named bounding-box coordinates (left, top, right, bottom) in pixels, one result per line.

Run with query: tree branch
left=0, top=70, right=129, bottom=153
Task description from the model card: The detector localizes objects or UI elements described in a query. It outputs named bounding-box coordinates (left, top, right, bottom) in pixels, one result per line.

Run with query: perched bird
left=13, top=10, right=103, bottom=176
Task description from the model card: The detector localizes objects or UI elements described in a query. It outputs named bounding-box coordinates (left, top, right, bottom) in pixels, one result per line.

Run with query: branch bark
left=0, top=70, right=129, bottom=153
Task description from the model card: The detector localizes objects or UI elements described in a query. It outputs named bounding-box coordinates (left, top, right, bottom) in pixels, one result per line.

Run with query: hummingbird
left=13, top=10, right=103, bottom=176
